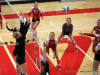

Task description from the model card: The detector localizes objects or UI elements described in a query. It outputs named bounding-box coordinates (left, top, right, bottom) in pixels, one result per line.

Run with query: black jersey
left=15, top=21, right=27, bottom=52
left=15, top=22, right=30, bottom=56
left=62, top=23, right=73, bottom=37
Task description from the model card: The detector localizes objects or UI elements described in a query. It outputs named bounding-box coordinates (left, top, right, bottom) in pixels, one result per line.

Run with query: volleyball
left=63, top=6, right=69, bottom=12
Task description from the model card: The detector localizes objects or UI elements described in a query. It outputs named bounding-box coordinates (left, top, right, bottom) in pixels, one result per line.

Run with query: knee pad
left=72, top=41, right=76, bottom=45
left=93, top=71, right=98, bottom=75
left=95, top=43, right=100, bottom=52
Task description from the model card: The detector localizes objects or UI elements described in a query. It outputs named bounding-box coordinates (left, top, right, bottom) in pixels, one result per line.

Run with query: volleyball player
left=46, top=32, right=61, bottom=71
left=29, top=2, right=43, bottom=42
left=91, top=19, right=100, bottom=34
left=6, top=24, right=20, bottom=75
left=58, top=18, right=78, bottom=52
left=91, top=19, right=100, bottom=52
left=79, top=31, right=100, bottom=75
left=6, top=11, right=26, bottom=75
left=13, top=12, right=30, bottom=75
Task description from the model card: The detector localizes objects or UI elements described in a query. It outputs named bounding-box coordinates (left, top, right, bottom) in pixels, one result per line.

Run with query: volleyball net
left=0, top=0, right=2, bottom=29
left=1, top=0, right=44, bottom=73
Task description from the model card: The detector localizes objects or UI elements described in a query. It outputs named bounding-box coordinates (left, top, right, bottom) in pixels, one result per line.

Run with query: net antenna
left=43, top=42, right=46, bottom=61
left=0, top=13, right=10, bottom=28
left=3, top=0, right=44, bottom=72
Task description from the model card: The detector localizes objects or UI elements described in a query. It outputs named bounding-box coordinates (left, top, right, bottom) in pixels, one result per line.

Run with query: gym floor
left=0, top=0, right=100, bottom=75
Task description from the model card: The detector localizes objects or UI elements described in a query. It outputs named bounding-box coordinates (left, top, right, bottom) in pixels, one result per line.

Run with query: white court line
left=0, top=27, right=93, bottom=35
left=50, top=21, right=100, bottom=68
left=0, top=36, right=16, bottom=69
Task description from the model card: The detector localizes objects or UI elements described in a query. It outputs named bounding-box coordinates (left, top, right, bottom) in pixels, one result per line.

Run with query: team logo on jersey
left=16, top=42, right=19, bottom=45
left=33, top=10, right=38, bottom=12
left=41, top=66, right=45, bottom=72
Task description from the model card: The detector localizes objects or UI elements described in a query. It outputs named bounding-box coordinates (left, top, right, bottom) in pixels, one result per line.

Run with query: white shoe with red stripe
left=58, top=65, right=61, bottom=71
left=74, top=48, right=78, bottom=52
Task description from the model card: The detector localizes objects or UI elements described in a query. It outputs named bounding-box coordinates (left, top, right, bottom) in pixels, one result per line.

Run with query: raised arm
left=20, top=10, right=24, bottom=32
left=22, top=17, right=30, bottom=38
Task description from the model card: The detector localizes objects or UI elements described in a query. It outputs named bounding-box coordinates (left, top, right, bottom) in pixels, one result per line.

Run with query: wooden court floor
left=0, top=0, right=100, bottom=75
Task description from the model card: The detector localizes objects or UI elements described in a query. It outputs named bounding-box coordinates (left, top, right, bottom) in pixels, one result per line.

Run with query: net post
left=39, top=37, right=41, bottom=72
left=43, top=42, right=46, bottom=62
left=0, top=0, right=2, bottom=29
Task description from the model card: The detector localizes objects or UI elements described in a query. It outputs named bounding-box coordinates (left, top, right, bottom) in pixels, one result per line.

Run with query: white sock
left=58, top=64, right=60, bottom=66
left=33, top=30, right=36, bottom=35
left=74, top=46, right=77, bottom=48
left=33, top=36, right=35, bottom=39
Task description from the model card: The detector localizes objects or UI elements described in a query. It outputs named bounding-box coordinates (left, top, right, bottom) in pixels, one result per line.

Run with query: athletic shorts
left=13, top=49, right=17, bottom=56
left=94, top=53, right=100, bottom=61
left=62, top=32, right=70, bottom=35
left=16, top=55, right=26, bottom=65
left=46, top=45, right=56, bottom=54
left=32, top=18, right=40, bottom=22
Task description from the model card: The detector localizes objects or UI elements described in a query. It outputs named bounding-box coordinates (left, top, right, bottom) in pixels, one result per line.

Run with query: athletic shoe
left=58, top=66, right=61, bottom=71
left=31, top=38, right=35, bottom=42
left=74, top=48, right=78, bottom=52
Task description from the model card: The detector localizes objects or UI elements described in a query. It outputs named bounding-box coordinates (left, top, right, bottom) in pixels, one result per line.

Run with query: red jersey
left=46, top=38, right=58, bottom=54
left=93, top=24, right=100, bottom=43
left=93, top=24, right=100, bottom=34
left=29, top=7, right=42, bottom=19
left=83, top=33, right=100, bottom=53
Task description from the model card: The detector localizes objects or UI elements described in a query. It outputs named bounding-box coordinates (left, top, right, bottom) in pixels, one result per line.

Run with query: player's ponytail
left=6, top=23, right=17, bottom=33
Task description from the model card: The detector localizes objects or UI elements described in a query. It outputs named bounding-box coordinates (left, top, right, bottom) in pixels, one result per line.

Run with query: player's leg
left=13, top=49, right=20, bottom=75
left=52, top=47, right=61, bottom=71
left=16, top=56, right=28, bottom=75
left=68, top=35, right=78, bottom=52
left=58, top=33, right=62, bottom=42
left=31, top=20, right=40, bottom=42
left=19, top=62, right=27, bottom=75
left=93, top=53, right=100, bottom=75
left=93, top=60, right=99, bottom=75
left=31, top=19, right=35, bottom=42
left=15, top=56, right=20, bottom=75
left=33, top=21, right=40, bottom=30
